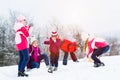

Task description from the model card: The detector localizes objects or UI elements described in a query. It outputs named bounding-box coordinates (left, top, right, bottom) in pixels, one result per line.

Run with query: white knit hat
left=17, top=15, right=26, bottom=21
left=30, top=36, right=37, bottom=44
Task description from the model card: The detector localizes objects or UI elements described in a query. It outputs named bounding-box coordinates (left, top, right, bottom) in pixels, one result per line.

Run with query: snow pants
left=91, top=45, right=110, bottom=64
left=63, top=52, right=77, bottom=65
left=50, top=52, right=59, bottom=67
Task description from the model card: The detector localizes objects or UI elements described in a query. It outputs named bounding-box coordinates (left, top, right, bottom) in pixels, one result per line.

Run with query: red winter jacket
left=60, top=39, right=77, bottom=53
left=44, top=37, right=61, bottom=53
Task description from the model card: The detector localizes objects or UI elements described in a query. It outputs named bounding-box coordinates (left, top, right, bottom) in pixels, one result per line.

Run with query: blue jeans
left=18, top=48, right=30, bottom=72
left=30, top=62, right=39, bottom=68
left=30, top=53, right=49, bottom=69
left=40, top=53, right=49, bottom=66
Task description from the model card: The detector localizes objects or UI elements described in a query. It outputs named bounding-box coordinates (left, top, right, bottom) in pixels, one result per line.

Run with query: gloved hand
left=29, top=23, right=34, bottom=27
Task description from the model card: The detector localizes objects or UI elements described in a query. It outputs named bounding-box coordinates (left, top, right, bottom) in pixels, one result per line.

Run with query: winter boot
left=18, top=71, right=29, bottom=77
left=22, top=72, right=29, bottom=77
left=53, top=67, right=57, bottom=71
left=63, top=60, right=67, bottom=65
left=48, top=67, right=53, bottom=73
left=74, top=60, right=79, bottom=62
left=100, top=62, right=105, bottom=66
left=18, top=71, right=24, bottom=77
left=93, top=63, right=101, bottom=67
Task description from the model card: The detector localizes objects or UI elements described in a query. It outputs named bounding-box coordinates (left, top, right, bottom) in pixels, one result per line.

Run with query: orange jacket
left=60, top=39, right=77, bottom=53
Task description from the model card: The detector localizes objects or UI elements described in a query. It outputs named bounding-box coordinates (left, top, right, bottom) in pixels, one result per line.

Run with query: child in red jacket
left=60, top=39, right=79, bottom=65
left=44, top=31, right=61, bottom=73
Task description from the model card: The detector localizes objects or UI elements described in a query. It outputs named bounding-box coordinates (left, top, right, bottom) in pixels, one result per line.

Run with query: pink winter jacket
left=14, top=22, right=32, bottom=51
left=27, top=45, right=41, bottom=69
left=86, top=37, right=108, bottom=58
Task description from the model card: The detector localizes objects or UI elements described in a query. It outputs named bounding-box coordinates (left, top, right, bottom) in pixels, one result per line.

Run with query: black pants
left=63, top=52, right=68, bottom=65
left=63, top=52, right=77, bottom=65
left=91, top=45, right=109, bottom=64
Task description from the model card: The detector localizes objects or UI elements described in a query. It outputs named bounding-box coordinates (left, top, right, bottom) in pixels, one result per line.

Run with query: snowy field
left=0, top=55, right=120, bottom=80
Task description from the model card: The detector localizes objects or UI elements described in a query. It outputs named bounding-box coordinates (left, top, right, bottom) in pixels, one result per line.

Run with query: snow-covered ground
left=0, top=55, right=120, bottom=80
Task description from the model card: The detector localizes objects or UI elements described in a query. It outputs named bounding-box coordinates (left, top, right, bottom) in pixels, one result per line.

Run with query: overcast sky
left=0, top=0, right=120, bottom=36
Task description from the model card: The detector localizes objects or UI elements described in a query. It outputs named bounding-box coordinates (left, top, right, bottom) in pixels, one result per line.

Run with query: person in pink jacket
left=44, top=31, right=61, bottom=73
left=14, top=15, right=33, bottom=77
left=82, top=32, right=110, bottom=67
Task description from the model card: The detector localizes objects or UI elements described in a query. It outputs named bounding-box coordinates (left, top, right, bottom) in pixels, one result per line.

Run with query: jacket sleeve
left=28, top=45, right=32, bottom=56
left=44, top=40, right=50, bottom=45
left=37, top=47, right=41, bottom=64
left=27, top=26, right=33, bottom=35
left=21, top=26, right=29, bottom=37
left=86, top=39, right=95, bottom=58
left=38, top=47, right=41, bottom=55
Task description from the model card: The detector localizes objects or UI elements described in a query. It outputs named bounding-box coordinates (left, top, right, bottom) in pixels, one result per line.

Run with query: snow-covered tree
left=107, top=37, right=120, bottom=56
